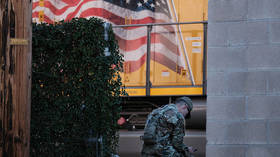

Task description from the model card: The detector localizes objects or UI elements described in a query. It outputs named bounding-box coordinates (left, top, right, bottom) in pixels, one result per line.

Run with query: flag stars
left=137, top=2, right=143, bottom=7
left=136, top=0, right=156, bottom=11
left=156, top=1, right=160, bottom=6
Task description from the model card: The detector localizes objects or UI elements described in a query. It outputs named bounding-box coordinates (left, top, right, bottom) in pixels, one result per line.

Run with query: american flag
left=32, top=0, right=191, bottom=79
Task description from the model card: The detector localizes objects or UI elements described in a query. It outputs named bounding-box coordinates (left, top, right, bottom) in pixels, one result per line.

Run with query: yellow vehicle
left=33, top=0, right=208, bottom=128
left=114, top=0, right=208, bottom=97
left=32, top=0, right=207, bottom=96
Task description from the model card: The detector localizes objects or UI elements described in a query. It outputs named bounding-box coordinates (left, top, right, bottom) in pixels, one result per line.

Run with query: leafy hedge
left=31, top=18, right=125, bottom=156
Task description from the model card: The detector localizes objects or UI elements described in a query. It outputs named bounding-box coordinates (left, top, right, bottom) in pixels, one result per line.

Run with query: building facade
left=207, top=0, right=280, bottom=156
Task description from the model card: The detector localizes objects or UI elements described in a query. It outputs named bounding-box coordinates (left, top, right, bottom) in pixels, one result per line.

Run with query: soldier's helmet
left=175, top=97, right=193, bottom=112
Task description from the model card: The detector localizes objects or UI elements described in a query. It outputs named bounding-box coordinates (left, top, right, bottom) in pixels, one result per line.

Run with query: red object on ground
left=118, top=117, right=126, bottom=126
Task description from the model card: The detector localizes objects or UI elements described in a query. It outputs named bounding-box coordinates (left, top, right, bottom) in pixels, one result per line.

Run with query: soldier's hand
left=187, top=147, right=197, bottom=153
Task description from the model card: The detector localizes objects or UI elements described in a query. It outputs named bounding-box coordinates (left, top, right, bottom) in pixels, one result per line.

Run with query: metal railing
left=112, top=21, right=208, bottom=96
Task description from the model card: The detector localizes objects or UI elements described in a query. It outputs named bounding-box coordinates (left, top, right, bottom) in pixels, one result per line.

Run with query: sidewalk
left=119, top=129, right=206, bottom=157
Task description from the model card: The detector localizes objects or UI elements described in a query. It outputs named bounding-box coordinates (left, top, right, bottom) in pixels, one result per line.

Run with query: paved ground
left=119, top=129, right=206, bottom=157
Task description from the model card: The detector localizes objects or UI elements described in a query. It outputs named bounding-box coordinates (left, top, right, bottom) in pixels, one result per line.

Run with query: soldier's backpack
left=142, top=104, right=178, bottom=145
left=142, top=108, right=161, bottom=145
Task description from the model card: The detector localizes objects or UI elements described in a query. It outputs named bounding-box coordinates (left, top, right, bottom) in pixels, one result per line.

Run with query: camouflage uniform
left=141, top=104, right=189, bottom=157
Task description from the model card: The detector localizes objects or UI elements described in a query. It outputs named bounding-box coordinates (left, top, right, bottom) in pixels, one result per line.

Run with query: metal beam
left=145, top=25, right=152, bottom=96
left=112, top=21, right=208, bottom=28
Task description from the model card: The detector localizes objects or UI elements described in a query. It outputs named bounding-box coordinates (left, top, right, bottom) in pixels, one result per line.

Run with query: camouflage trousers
left=142, top=145, right=191, bottom=157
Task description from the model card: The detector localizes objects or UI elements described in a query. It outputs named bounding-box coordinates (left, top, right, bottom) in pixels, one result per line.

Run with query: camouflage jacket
left=141, top=104, right=188, bottom=157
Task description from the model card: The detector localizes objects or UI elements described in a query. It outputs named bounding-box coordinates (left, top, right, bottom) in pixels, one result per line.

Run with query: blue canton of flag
left=103, top=0, right=171, bottom=18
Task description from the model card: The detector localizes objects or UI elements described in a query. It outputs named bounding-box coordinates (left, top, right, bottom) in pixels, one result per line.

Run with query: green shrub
left=31, top=17, right=125, bottom=157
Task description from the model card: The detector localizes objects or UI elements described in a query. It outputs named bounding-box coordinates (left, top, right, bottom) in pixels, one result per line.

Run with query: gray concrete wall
left=207, top=0, right=280, bottom=156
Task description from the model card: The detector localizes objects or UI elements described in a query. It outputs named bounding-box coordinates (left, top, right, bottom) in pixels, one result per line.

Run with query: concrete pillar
left=207, top=0, right=280, bottom=156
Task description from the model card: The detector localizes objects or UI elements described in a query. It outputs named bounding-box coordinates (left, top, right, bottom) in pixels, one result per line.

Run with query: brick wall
left=206, top=0, right=280, bottom=156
